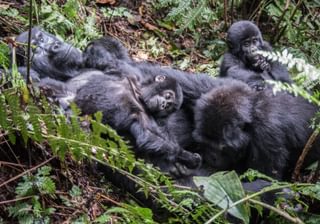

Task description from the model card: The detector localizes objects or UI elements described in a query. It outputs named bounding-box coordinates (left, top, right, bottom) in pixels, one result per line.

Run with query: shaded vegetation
left=0, top=0, right=320, bottom=223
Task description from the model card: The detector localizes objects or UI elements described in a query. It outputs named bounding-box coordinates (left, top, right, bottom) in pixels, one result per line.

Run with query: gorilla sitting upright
left=193, top=80, right=319, bottom=180
left=219, top=20, right=292, bottom=90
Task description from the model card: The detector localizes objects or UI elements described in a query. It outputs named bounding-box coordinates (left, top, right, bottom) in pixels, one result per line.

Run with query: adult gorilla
left=39, top=71, right=202, bottom=174
left=219, top=20, right=292, bottom=90
left=12, top=27, right=83, bottom=81
left=85, top=36, right=320, bottom=182
left=193, top=80, right=319, bottom=180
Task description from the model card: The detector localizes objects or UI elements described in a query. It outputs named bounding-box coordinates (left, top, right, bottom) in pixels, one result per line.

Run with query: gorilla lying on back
left=40, top=70, right=202, bottom=174
left=193, top=80, right=319, bottom=180
left=11, top=27, right=83, bottom=81
left=219, top=20, right=292, bottom=90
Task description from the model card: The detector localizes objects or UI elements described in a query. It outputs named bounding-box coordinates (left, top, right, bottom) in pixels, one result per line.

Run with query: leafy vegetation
left=0, top=0, right=319, bottom=223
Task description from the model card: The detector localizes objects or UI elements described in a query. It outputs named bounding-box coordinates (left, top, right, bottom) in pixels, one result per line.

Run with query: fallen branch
left=292, top=130, right=319, bottom=181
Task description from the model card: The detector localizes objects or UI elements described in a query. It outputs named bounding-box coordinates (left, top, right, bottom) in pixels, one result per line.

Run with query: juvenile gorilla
left=193, top=80, right=319, bottom=180
left=83, top=36, right=131, bottom=71
left=40, top=71, right=202, bottom=174
left=219, top=20, right=292, bottom=90
left=13, top=27, right=83, bottom=81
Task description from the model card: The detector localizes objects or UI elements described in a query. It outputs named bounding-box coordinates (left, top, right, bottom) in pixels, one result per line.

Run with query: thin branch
left=26, top=0, right=33, bottom=85
left=274, top=0, right=303, bottom=43
left=0, top=196, right=34, bottom=205
left=0, top=157, right=55, bottom=189
left=223, top=0, right=228, bottom=28
left=271, top=0, right=290, bottom=43
left=249, top=198, right=304, bottom=224
left=292, top=130, right=319, bottom=181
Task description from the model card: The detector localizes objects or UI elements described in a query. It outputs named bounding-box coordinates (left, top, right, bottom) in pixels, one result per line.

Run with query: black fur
left=193, top=80, right=319, bottom=180
left=13, top=27, right=83, bottom=81
left=219, top=20, right=292, bottom=90
left=39, top=71, right=202, bottom=174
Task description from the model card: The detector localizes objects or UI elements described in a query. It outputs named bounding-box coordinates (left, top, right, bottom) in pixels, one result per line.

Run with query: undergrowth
left=1, top=0, right=320, bottom=223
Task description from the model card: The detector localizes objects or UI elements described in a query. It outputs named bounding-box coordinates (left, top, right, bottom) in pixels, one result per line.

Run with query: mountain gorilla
left=83, top=36, right=131, bottom=71
left=12, top=27, right=83, bottom=81
left=40, top=70, right=202, bottom=175
left=219, top=20, right=292, bottom=90
left=193, top=80, right=319, bottom=180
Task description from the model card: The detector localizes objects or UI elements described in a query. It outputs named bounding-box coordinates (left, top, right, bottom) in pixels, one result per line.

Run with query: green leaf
left=300, top=182, right=320, bottom=201
left=194, top=171, right=250, bottom=223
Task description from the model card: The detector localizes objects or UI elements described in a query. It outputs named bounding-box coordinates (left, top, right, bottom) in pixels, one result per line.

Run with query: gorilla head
left=193, top=80, right=319, bottom=180
left=193, top=80, right=253, bottom=171
left=219, top=20, right=292, bottom=89
left=227, top=20, right=264, bottom=65
left=14, top=27, right=83, bottom=81
left=141, top=75, right=183, bottom=118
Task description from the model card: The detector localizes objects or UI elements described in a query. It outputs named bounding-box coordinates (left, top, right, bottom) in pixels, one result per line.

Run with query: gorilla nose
left=50, top=41, right=62, bottom=53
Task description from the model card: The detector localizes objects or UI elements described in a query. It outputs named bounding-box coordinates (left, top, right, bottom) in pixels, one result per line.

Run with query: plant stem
left=249, top=198, right=304, bottom=224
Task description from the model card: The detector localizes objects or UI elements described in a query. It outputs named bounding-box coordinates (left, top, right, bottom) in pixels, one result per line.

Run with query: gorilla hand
left=252, top=55, right=271, bottom=71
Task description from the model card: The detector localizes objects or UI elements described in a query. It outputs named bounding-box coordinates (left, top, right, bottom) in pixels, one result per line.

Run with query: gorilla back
left=193, top=80, right=319, bottom=180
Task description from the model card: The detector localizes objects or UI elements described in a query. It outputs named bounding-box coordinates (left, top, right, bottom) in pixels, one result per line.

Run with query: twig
left=0, top=196, right=34, bottom=205
left=274, top=0, right=303, bottom=43
left=0, top=157, right=55, bottom=189
left=26, top=0, right=33, bottom=85
left=223, top=0, right=228, bottom=28
left=249, top=198, right=304, bottom=224
left=271, top=0, right=290, bottom=43
left=98, top=193, right=121, bottom=206
left=292, top=130, right=319, bottom=181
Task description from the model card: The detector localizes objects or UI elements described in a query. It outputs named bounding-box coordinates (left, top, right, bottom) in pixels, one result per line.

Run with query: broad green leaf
left=194, top=171, right=250, bottom=223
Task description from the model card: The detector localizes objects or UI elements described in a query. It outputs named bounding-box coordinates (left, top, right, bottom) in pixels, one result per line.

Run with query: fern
left=0, top=70, right=224, bottom=223
left=7, top=166, right=56, bottom=224
left=258, top=49, right=320, bottom=107
left=155, top=0, right=219, bottom=33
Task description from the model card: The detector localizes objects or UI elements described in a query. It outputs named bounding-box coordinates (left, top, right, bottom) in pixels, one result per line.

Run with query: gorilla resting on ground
left=193, top=80, right=319, bottom=180
left=219, top=20, right=292, bottom=90
left=11, top=27, right=83, bottom=81
left=40, top=70, right=202, bottom=174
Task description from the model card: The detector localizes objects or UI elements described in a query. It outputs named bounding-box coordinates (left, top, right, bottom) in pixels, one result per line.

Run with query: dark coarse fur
left=13, top=27, right=83, bottom=81
left=84, top=36, right=131, bottom=71
left=193, top=80, right=319, bottom=180
left=219, top=20, right=292, bottom=90
left=40, top=71, right=202, bottom=174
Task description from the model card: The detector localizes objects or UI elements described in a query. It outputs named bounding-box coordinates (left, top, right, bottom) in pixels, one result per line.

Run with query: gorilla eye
left=243, top=41, right=250, bottom=47
left=164, top=92, right=172, bottom=100
left=37, top=33, right=44, bottom=42
left=155, top=75, right=166, bottom=82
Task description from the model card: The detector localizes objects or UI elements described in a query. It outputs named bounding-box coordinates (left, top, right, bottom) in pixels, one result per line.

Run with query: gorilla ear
left=222, top=123, right=250, bottom=150
left=227, top=38, right=240, bottom=54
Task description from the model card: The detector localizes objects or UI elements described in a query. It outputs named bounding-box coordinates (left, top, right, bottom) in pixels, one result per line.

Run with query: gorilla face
left=241, top=35, right=263, bottom=63
left=15, top=27, right=83, bottom=81
left=142, top=75, right=183, bottom=118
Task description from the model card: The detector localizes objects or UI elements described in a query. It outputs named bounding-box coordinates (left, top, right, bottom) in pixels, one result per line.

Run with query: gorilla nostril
left=51, top=41, right=61, bottom=52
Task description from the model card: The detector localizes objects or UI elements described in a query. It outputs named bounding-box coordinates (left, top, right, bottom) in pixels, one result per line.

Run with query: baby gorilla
left=219, top=20, right=292, bottom=90
left=12, top=27, right=83, bottom=81
left=40, top=71, right=201, bottom=175
left=193, top=80, right=319, bottom=180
